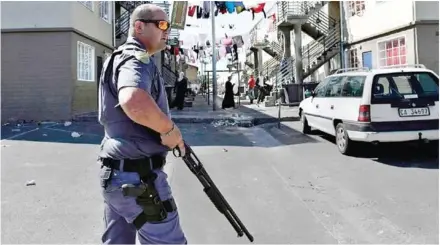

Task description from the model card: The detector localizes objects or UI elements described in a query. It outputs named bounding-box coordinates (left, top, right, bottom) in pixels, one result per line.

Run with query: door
left=362, top=51, right=373, bottom=70
left=320, top=76, right=344, bottom=135
left=96, top=56, right=103, bottom=106
left=306, top=78, right=329, bottom=130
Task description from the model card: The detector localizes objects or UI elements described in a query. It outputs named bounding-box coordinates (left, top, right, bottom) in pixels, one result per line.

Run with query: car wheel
left=300, top=111, right=311, bottom=134
left=335, top=123, right=356, bottom=155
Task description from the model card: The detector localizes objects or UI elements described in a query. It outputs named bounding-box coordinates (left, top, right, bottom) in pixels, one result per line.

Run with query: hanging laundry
left=267, top=13, right=277, bottom=33
left=222, top=37, right=233, bottom=46
left=225, top=46, right=232, bottom=54
left=196, top=6, right=203, bottom=19
left=234, top=2, right=246, bottom=14
left=203, top=1, right=210, bottom=18
left=232, top=44, right=238, bottom=61
left=225, top=2, right=235, bottom=13
left=215, top=1, right=228, bottom=14
left=232, top=35, right=244, bottom=48
left=188, top=5, right=197, bottom=17
left=250, top=3, right=266, bottom=20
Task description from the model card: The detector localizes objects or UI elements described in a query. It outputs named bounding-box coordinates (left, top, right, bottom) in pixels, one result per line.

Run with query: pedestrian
left=247, top=74, right=256, bottom=104
left=97, top=3, right=187, bottom=244
left=222, top=76, right=235, bottom=109
left=172, top=71, right=188, bottom=110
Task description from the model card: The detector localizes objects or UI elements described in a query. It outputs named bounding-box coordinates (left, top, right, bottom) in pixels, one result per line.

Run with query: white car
left=299, top=65, right=439, bottom=155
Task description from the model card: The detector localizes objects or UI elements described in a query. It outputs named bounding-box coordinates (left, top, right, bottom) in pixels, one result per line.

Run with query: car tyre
left=335, top=123, right=356, bottom=155
left=300, top=111, right=311, bottom=134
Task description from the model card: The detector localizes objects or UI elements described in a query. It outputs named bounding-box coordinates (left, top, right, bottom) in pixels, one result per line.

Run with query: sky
left=169, top=1, right=277, bottom=74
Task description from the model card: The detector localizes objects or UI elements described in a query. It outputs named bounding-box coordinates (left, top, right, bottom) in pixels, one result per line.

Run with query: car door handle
left=316, top=104, right=319, bottom=108
left=330, top=105, right=334, bottom=110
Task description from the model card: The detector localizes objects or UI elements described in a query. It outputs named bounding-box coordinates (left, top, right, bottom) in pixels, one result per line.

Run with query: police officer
left=97, top=4, right=187, bottom=244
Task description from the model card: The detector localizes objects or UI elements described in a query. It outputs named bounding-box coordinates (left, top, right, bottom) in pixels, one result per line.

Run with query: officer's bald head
left=128, top=4, right=169, bottom=53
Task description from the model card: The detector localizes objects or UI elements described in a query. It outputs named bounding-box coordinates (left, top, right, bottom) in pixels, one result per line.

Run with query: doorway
left=362, top=51, right=373, bottom=69
left=96, top=56, right=103, bottom=106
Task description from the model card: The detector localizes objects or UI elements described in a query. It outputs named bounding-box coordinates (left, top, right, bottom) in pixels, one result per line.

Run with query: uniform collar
left=126, top=37, right=146, bottom=49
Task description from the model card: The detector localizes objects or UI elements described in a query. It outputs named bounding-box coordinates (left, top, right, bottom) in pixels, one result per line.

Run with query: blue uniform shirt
left=98, top=37, right=170, bottom=159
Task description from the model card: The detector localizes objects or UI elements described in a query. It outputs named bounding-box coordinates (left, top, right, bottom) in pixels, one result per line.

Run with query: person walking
left=98, top=4, right=187, bottom=244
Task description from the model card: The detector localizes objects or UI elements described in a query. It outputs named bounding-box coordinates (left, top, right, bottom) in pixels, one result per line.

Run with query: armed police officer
left=97, top=4, right=187, bottom=244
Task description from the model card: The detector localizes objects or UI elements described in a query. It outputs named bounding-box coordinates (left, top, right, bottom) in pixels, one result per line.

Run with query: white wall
left=345, top=1, right=414, bottom=43
left=1, top=1, right=113, bottom=46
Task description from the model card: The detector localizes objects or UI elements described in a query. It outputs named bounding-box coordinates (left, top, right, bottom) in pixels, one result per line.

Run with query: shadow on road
left=311, top=130, right=439, bottom=169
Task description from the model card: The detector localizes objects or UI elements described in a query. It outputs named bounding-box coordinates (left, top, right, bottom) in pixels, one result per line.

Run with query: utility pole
left=210, top=1, right=217, bottom=111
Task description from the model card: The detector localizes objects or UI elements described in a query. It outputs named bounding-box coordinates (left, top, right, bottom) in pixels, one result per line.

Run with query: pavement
left=1, top=119, right=438, bottom=244
left=72, top=94, right=300, bottom=126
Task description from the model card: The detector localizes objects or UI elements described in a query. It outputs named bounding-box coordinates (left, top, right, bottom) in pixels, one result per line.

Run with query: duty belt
left=100, top=156, right=166, bottom=172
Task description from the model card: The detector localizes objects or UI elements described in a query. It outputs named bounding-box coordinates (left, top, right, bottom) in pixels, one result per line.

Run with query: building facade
left=1, top=1, right=115, bottom=122
left=344, top=1, right=439, bottom=74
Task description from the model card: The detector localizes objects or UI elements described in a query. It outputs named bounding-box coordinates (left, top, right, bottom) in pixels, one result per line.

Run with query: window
left=378, top=37, right=407, bottom=68
left=314, top=78, right=330, bottom=97
left=79, top=1, right=93, bottom=11
left=348, top=1, right=365, bottom=17
left=349, top=49, right=360, bottom=68
left=324, top=77, right=344, bottom=97
left=99, top=1, right=111, bottom=23
left=341, top=76, right=367, bottom=97
left=77, top=41, right=95, bottom=82
left=371, top=72, right=439, bottom=103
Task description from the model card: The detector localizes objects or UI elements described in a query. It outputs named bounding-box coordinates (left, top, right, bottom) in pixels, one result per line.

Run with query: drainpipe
left=339, top=1, right=345, bottom=69
left=112, top=2, right=116, bottom=48
left=412, top=1, right=419, bottom=64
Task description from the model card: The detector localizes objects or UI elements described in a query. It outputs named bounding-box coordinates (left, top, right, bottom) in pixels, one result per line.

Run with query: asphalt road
left=1, top=121, right=438, bottom=244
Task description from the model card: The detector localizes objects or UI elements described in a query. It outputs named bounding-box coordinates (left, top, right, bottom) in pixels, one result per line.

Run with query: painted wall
left=344, top=1, right=414, bottom=43
left=1, top=1, right=113, bottom=46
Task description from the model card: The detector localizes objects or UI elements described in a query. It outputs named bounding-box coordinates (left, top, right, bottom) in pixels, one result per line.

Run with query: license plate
left=398, top=107, right=430, bottom=117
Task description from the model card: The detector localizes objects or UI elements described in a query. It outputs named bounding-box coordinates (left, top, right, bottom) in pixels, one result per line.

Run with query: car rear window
left=371, top=72, right=439, bottom=103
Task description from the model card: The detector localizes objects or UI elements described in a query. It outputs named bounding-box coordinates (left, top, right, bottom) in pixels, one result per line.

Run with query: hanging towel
left=225, top=2, right=235, bottom=13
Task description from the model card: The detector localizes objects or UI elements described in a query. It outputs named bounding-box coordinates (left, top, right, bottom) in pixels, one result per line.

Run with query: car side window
left=324, top=76, right=344, bottom=97
left=314, top=78, right=330, bottom=97
left=341, top=76, right=367, bottom=97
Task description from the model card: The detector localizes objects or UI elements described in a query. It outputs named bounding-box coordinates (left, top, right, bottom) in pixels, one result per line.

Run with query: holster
left=122, top=173, right=176, bottom=229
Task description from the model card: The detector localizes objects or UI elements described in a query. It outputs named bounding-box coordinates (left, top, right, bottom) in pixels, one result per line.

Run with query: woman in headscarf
left=172, top=72, right=188, bottom=110
left=222, top=76, right=235, bottom=109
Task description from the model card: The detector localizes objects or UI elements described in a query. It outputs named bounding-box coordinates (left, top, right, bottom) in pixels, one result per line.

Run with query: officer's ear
left=134, top=21, right=145, bottom=34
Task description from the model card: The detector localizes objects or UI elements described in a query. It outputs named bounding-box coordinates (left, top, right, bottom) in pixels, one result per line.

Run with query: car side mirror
left=310, top=91, right=316, bottom=97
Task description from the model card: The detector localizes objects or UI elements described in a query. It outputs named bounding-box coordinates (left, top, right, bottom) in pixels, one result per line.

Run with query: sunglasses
left=137, top=19, right=170, bottom=31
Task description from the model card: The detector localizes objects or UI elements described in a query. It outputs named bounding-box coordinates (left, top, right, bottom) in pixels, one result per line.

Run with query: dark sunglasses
left=136, top=19, right=170, bottom=31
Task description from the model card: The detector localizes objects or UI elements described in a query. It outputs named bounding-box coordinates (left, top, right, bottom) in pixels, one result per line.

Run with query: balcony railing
left=115, top=10, right=131, bottom=37
left=117, top=1, right=151, bottom=11
left=277, top=1, right=327, bottom=25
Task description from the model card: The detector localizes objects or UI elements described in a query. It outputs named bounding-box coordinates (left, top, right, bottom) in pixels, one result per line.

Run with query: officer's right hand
left=161, top=123, right=185, bottom=156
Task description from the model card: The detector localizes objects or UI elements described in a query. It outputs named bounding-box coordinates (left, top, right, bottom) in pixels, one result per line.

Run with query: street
left=1, top=121, right=438, bottom=244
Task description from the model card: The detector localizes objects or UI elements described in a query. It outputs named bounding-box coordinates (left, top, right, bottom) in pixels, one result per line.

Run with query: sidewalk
left=170, top=95, right=300, bottom=126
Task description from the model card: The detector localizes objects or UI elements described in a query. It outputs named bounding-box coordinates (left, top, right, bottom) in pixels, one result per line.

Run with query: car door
left=320, top=76, right=345, bottom=135
left=306, top=78, right=330, bottom=131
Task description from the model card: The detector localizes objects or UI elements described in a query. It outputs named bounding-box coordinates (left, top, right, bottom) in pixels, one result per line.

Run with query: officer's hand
left=161, top=124, right=185, bottom=156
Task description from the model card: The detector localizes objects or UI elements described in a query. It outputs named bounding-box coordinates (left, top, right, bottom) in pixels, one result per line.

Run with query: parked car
left=299, top=65, right=439, bottom=155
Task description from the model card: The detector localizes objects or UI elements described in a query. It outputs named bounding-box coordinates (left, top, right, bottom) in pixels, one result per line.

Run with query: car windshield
left=371, top=72, right=439, bottom=102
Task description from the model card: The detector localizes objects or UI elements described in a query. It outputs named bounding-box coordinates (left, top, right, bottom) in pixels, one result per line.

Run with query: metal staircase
left=115, top=1, right=152, bottom=46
